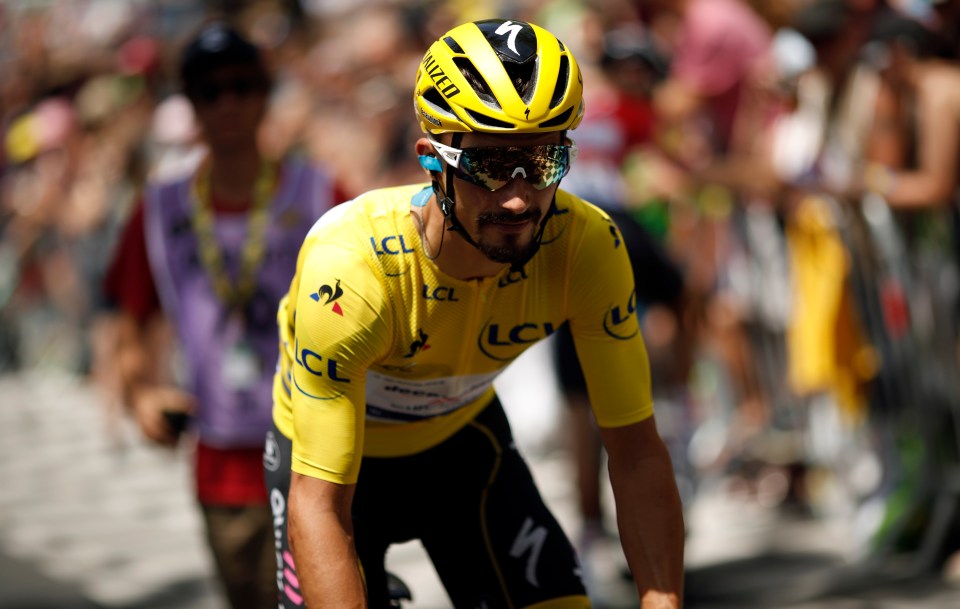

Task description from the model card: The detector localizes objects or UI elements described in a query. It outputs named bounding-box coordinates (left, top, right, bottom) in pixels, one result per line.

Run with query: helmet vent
left=549, top=56, right=569, bottom=108
left=539, top=106, right=573, bottom=129
left=443, top=36, right=464, bottom=54
left=465, top=109, right=514, bottom=129
left=504, top=60, right=536, bottom=102
left=422, top=87, right=457, bottom=118
left=454, top=57, right=500, bottom=109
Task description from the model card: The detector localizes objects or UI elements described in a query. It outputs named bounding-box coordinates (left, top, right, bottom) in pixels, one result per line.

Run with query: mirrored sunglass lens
left=457, top=146, right=569, bottom=191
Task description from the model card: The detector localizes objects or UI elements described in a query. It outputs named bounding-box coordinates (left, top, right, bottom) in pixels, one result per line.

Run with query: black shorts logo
left=263, top=431, right=281, bottom=472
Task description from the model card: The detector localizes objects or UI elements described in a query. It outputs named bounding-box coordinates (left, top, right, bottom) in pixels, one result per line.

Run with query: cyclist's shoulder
left=299, top=184, right=427, bottom=276
left=306, top=184, right=423, bottom=236
left=549, top=189, right=619, bottom=240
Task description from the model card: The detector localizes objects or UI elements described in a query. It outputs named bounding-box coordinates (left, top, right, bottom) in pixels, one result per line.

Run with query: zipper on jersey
left=455, top=277, right=495, bottom=393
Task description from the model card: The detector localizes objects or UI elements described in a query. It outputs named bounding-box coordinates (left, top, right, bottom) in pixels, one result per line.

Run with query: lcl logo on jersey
left=422, top=284, right=459, bottom=301
left=602, top=289, right=639, bottom=340
left=403, top=329, right=430, bottom=358
left=294, top=339, right=350, bottom=383
left=478, top=318, right=557, bottom=362
left=498, top=267, right=527, bottom=288
left=310, top=279, right=344, bottom=316
left=370, top=235, right=415, bottom=256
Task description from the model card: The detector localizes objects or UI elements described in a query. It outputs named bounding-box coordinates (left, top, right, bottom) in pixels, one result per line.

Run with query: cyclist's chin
left=476, top=231, right=537, bottom=265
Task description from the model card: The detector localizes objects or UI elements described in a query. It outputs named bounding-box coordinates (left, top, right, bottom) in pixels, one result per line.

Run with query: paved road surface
left=2, top=352, right=960, bottom=608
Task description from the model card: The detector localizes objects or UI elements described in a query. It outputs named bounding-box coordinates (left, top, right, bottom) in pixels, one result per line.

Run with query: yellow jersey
left=273, top=184, right=653, bottom=484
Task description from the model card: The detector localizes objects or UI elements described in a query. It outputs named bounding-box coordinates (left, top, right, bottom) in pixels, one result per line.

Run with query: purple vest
left=144, top=158, right=333, bottom=447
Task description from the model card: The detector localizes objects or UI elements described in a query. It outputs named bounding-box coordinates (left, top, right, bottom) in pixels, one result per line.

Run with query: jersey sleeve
left=289, top=240, right=392, bottom=484
left=567, top=205, right=654, bottom=428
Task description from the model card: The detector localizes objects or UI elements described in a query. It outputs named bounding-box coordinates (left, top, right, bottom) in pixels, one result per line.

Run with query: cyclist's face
left=439, top=131, right=564, bottom=265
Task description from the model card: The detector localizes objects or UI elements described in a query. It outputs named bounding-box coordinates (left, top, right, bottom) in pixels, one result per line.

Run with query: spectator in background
left=100, top=21, right=340, bottom=609
left=860, top=12, right=959, bottom=213
left=855, top=10, right=960, bottom=572
left=638, top=0, right=780, bottom=483
left=644, top=0, right=774, bottom=157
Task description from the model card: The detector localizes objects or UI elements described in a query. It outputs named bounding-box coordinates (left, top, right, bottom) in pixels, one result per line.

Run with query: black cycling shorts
left=264, top=398, right=588, bottom=609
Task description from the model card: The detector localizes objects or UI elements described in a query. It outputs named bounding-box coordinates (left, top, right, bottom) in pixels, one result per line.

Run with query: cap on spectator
left=600, top=26, right=669, bottom=79
left=791, top=0, right=855, bottom=47
left=179, top=21, right=269, bottom=91
left=869, top=12, right=941, bottom=58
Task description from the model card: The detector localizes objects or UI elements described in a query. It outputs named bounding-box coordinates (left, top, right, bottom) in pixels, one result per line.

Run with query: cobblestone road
left=2, top=358, right=960, bottom=609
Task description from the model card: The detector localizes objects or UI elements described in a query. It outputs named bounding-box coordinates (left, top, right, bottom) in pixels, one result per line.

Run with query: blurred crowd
left=2, top=0, right=960, bottom=592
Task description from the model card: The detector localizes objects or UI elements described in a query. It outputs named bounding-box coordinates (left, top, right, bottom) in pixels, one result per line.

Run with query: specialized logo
left=420, top=108, right=441, bottom=126
left=422, top=284, right=459, bottom=301
left=370, top=234, right=415, bottom=256
left=421, top=52, right=461, bottom=98
left=403, top=328, right=430, bottom=358
left=495, top=20, right=524, bottom=55
left=478, top=318, right=557, bottom=362
left=602, top=289, right=639, bottom=340
left=510, top=517, right=548, bottom=587
left=310, top=279, right=344, bottom=315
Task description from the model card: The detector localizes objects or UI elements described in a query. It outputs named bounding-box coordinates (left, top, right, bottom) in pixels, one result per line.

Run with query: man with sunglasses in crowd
left=102, top=20, right=340, bottom=609
left=264, top=18, right=684, bottom=609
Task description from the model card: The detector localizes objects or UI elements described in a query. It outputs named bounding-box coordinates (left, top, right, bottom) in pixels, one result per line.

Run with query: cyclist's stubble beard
left=473, top=208, right=543, bottom=265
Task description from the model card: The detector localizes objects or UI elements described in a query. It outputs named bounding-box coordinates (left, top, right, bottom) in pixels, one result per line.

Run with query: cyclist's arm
left=289, top=474, right=365, bottom=608
left=286, top=239, right=391, bottom=606
left=566, top=204, right=684, bottom=606
left=601, top=420, right=685, bottom=608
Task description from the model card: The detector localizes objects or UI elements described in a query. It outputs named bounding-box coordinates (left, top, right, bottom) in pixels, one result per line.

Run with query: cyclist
left=264, top=18, right=684, bottom=609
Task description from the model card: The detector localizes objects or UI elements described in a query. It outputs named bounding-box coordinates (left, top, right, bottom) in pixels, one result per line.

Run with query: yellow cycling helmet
left=414, top=19, right=584, bottom=135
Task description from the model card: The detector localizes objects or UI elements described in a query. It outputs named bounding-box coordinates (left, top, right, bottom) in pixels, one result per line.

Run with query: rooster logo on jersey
left=403, top=328, right=430, bottom=358
left=310, top=279, right=344, bottom=316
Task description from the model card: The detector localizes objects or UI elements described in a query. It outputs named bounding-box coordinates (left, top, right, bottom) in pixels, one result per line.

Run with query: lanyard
left=190, top=159, right=277, bottom=312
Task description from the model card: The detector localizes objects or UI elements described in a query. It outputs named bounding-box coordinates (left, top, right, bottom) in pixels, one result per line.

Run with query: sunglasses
left=190, top=76, right=268, bottom=104
left=429, top=138, right=576, bottom=192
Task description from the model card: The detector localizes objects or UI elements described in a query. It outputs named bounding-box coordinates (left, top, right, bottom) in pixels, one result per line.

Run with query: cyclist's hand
left=131, top=386, right=196, bottom=446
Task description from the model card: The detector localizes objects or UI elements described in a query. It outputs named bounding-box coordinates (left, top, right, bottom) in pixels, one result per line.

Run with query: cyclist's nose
left=496, top=178, right=534, bottom=213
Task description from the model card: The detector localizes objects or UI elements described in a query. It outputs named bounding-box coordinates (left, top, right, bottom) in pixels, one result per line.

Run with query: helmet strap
left=433, top=133, right=484, bottom=252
